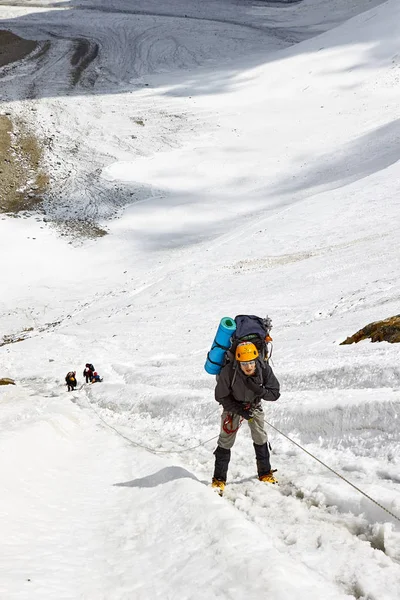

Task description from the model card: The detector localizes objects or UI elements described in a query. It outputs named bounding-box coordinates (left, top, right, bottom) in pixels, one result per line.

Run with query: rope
left=84, top=395, right=218, bottom=455
left=81, top=392, right=400, bottom=523
left=222, top=413, right=243, bottom=434
left=265, top=420, right=400, bottom=524
left=203, top=406, right=220, bottom=420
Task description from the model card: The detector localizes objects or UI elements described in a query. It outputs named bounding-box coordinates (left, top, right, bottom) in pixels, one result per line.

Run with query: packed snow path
left=1, top=375, right=400, bottom=599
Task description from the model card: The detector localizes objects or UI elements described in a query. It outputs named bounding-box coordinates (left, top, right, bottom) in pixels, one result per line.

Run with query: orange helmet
left=235, top=342, right=259, bottom=362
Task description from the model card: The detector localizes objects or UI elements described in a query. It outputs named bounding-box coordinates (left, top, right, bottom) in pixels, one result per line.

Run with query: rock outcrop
left=340, top=315, right=400, bottom=345
left=0, top=377, right=16, bottom=385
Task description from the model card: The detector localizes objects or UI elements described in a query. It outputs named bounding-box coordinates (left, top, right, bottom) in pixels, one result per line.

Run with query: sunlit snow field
left=1, top=1, right=400, bottom=598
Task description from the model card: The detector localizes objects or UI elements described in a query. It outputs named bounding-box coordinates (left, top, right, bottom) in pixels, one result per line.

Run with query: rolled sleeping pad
left=204, top=317, right=236, bottom=375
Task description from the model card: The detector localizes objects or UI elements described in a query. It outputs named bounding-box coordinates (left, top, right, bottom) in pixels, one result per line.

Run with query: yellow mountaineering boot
left=211, top=478, right=226, bottom=496
left=259, top=471, right=278, bottom=484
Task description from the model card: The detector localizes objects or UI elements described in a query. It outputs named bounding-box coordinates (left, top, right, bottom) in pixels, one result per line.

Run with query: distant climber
left=83, top=363, right=95, bottom=383
left=65, top=371, right=77, bottom=392
left=91, top=371, right=102, bottom=383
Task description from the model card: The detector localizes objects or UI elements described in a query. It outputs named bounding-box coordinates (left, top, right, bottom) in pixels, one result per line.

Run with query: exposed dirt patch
left=0, top=30, right=49, bottom=213
left=70, top=38, right=99, bottom=87
left=341, top=315, right=400, bottom=344
left=0, top=30, right=107, bottom=238
left=54, top=219, right=108, bottom=240
left=0, top=114, right=49, bottom=213
left=0, top=29, right=37, bottom=68
left=0, top=322, right=62, bottom=348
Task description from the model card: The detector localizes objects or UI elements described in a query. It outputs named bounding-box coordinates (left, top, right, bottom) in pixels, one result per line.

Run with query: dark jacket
left=215, top=361, right=280, bottom=417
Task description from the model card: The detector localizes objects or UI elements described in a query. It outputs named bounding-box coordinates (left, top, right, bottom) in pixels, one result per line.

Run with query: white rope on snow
left=265, top=419, right=400, bottom=525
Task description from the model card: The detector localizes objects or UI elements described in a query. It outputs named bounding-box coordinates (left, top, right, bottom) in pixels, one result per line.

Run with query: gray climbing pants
left=217, top=409, right=268, bottom=449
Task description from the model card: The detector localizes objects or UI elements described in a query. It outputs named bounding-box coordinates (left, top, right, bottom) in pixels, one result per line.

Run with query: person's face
left=240, top=360, right=256, bottom=376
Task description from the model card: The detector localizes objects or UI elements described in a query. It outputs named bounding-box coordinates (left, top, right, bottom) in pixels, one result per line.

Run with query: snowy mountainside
left=1, top=0, right=400, bottom=598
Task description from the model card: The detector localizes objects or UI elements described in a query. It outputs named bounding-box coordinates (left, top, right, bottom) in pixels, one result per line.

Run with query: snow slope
left=1, top=0, right=400, bottom=598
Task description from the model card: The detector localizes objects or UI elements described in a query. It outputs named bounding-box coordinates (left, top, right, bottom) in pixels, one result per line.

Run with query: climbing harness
left=265, top=419, right=400, bottom=525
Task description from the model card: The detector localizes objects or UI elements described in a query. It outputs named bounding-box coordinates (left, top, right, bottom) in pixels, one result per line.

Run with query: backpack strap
left=206, top=339, right=231, bottom=368
left=231, top=361, right=239, bottom=388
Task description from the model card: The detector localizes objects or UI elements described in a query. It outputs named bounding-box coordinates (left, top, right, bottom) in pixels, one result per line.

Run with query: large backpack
left=230, top=315, right=273, bottom=365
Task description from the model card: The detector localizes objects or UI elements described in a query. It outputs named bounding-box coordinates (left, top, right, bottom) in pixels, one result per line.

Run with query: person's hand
left=243, top=408, right=254, bottom=421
